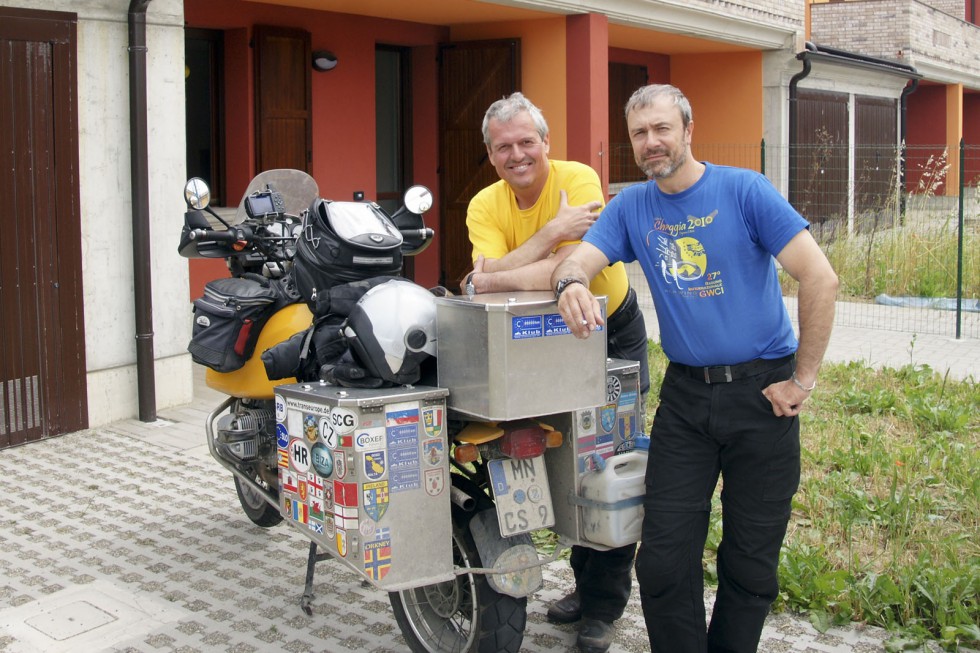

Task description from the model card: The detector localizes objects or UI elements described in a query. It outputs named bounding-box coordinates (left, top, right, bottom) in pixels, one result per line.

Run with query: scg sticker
left=329, top=407, right=358, bottom=435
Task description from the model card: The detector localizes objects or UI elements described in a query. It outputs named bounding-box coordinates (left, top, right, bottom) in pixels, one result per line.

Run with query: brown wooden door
left=0, top=8, right=87, bottom=448
left=792, top=88, right=849, bottom=229
left=854, top=95, right=898, bottom=230
left=254, top=25, right=311, bottom=173
left=608, top=62, right=648, bottom=184
left=438, top=39, right=520, bottom=288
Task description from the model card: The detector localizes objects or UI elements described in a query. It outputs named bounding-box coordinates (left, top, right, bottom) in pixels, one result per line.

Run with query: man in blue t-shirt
left=551, top=84, right=839, bottom=653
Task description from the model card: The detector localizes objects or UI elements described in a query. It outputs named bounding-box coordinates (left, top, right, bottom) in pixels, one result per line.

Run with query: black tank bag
left=292, top=198, right=403, bottom=303
left=188, top=276, right=283, bottom=372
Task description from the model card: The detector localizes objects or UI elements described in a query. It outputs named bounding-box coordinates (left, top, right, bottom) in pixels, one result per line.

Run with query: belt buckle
left=703, top=365, right=734, bottom=383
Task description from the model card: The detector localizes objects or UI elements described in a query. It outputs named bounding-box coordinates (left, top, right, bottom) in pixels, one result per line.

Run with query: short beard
left=639, top=149, right=687, bottom=180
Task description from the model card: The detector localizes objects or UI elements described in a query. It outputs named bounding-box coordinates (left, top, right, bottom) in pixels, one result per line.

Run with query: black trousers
left=569, top=286, right=650, bottom=623
left=634, top=357, right=800, bottom=653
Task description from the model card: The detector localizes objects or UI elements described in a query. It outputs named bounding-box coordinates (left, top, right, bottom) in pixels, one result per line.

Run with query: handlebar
left=399, top=228, right=435, bottom=240
left=188, top=228, right=248, bottom=244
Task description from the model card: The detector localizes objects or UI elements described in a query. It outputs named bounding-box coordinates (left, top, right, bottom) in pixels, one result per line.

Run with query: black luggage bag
left=188, top=276, right=284, bottom=372
left=292, top=198, right=403, bottom=303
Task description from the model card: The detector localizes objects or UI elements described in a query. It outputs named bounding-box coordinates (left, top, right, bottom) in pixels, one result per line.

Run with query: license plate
left=488, top=455, right=554, bottom=537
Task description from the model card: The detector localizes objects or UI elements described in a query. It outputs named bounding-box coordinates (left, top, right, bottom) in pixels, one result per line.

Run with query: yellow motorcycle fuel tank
left=205, top=303, right=313, bottom=400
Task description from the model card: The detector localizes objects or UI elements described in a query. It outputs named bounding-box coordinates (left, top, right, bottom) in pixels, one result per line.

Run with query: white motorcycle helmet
left=343, top=279, right=437, bottom=384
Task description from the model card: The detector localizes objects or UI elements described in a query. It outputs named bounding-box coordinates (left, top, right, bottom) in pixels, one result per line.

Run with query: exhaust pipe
left=450, top=486, right=476, bottom=512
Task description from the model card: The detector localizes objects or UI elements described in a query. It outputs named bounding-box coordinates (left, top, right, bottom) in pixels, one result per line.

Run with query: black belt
left=670, top=354, right=794, bottom=384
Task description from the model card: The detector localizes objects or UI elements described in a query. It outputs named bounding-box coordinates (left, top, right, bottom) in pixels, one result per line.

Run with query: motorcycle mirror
left=403, top=185, right=432, bottom=215
left=184, top=177, right=211, bottom=210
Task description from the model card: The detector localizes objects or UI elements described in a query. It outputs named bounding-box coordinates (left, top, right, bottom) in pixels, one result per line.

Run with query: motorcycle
left=179, top=170, right=647, bottom=653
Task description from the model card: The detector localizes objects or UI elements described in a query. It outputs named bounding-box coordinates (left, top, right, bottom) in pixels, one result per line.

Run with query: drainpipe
left=129, top=0, right=156, bottom=422
left=788, top=42, right=815, bottom=205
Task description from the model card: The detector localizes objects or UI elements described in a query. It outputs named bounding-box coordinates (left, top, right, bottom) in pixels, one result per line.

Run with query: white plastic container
left=579, top=451, right=647, bottom=548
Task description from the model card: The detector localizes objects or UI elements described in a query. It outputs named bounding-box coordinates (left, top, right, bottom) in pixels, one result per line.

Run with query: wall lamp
left=312, top=50, right=338, bottom=72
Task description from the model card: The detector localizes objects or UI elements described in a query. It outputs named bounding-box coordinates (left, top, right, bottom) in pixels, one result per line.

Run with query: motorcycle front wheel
left=388, top=521, right=526, bottom=653
left=234, top=476, right=283, bottom=528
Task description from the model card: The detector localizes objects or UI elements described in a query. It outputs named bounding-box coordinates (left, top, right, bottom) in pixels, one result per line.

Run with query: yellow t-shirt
left=466, top=159, right=628, bottom=314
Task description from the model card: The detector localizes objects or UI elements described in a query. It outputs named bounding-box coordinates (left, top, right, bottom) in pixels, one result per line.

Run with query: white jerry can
left=579, top=450, right=647, bottom=548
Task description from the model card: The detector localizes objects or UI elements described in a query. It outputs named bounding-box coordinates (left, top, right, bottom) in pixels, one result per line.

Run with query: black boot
left=546, top=590, right=582, bottom=623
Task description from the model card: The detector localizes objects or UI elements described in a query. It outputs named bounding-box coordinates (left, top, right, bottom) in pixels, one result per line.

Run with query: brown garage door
left=0, top=8, right=87, bottom=448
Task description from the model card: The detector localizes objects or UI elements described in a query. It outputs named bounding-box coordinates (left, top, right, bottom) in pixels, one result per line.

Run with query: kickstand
left=300, top=540, right=333, bottom=616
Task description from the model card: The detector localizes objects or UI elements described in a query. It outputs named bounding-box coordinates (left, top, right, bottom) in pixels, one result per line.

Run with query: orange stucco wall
left=670, top=52, right=763, bottom=169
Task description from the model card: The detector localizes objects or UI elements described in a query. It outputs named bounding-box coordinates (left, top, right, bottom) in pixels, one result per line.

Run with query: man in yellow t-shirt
left=463, top=92, right=650, bottom=653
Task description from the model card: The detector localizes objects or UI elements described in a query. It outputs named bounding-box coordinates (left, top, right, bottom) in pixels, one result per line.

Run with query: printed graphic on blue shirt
left=648, top=210, right=723, bottom=298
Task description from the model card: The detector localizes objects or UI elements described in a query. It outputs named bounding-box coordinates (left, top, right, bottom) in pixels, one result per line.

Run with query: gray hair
left=482, top=92, right=549, bottom=145
left=624, top=84, right=693, bottom=127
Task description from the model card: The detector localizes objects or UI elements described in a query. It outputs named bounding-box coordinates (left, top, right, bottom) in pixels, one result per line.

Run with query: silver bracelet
left=791, top=372, right=816, bottom=392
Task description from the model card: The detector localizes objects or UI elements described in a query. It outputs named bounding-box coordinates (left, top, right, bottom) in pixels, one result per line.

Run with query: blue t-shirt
left=585, top=163, right=808, bottom=367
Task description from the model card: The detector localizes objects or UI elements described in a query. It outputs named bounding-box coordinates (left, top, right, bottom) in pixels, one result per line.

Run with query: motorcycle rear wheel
left=388, top=521, right=526, bottom=653
left=234, top=476, right=283, bottom=527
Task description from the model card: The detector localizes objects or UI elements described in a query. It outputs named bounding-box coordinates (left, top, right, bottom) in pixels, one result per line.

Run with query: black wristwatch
left=554, top=277, right=585, bottom=300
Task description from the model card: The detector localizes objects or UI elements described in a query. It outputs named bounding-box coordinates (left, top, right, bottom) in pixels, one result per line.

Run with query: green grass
left=639, top=343, right=979, bottom=651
